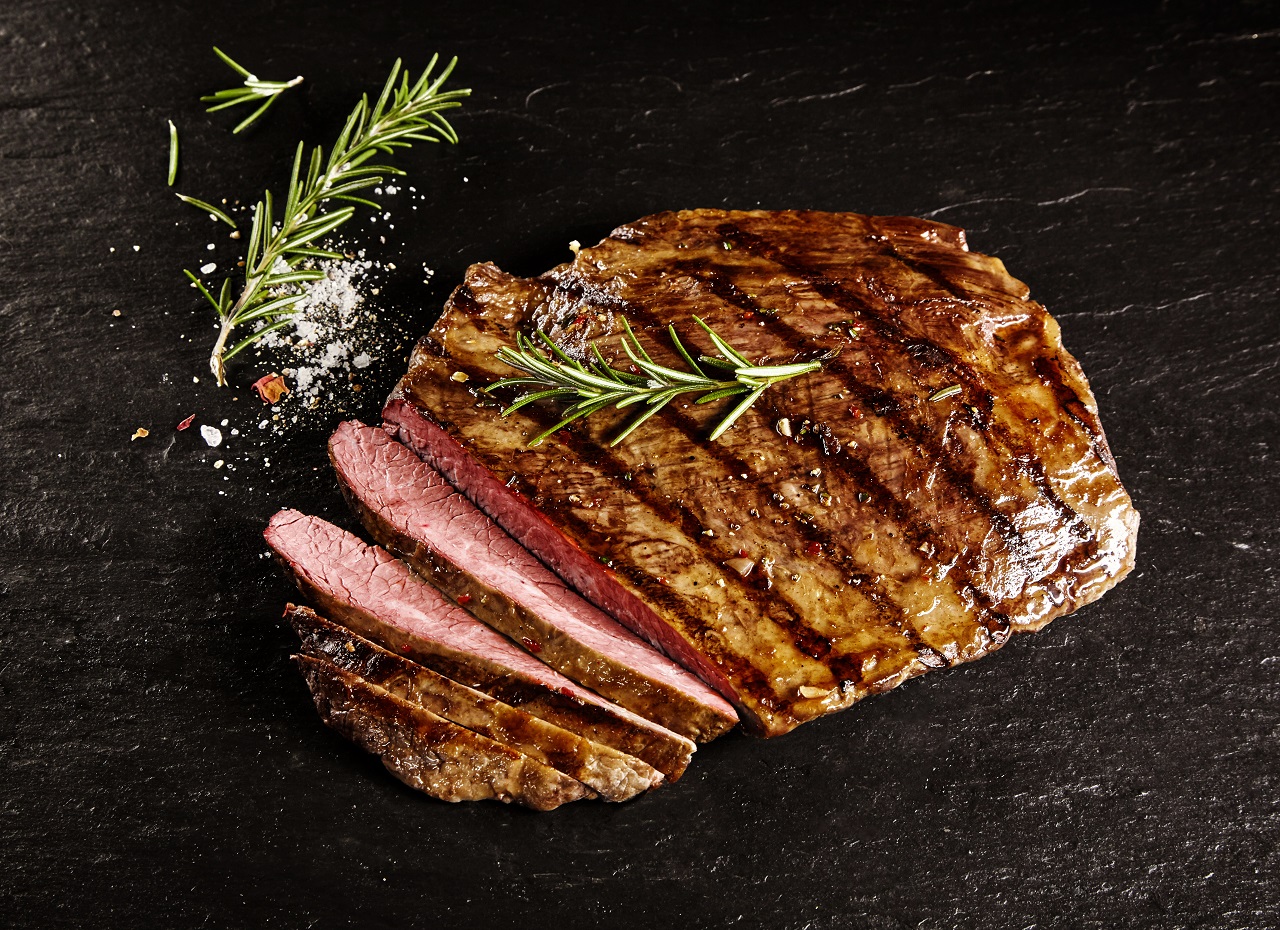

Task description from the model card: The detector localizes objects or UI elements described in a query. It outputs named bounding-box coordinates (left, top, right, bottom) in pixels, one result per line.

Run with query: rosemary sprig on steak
left=188, top=55, right=468, bottom=385
left=487, top=317, right=825, bottom=447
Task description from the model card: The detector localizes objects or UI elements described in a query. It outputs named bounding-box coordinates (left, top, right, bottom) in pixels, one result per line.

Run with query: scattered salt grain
left=206, top=243, right=216, bottom=250
left=200, top=425, right=223, bottom=447
left=213, top=460, right=225, bottom=469
left=200, top=262, right=216, bottom=274
left=133, top=245, right=140, bottom=251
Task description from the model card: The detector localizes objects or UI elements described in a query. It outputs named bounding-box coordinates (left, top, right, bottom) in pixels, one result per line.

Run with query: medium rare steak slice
left=265, top=510, right=694, bottom=778
left=289, top=604, right=662, bottom=801
left=387, top=208, right=1140, bottom=737
left=296, top=654, right=592, bottom=810
left=328, top=419, right=738, bottom=741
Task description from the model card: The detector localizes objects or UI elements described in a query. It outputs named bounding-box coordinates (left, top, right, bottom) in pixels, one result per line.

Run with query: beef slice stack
left=267, top=209, right=1138, bottom=807
left=266, top=427, right=734, bottom=809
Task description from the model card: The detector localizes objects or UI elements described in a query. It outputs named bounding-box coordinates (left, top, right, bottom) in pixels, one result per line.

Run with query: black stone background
left=2, top=2, right=1276, bottom=927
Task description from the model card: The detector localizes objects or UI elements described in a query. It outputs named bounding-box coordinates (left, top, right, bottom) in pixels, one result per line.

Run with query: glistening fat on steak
left=328, top=419, right=738, bottom=742
left=289, top=604, right=662, bottom=801
left=296, top=654, right=592, bottom=811
left=385, top=209, right=1140, bottom=737
left=264, top=510, right=695, bottom=779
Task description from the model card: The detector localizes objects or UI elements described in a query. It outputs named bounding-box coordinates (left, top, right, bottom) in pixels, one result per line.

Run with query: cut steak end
left=387, top=208, right=1140, bottom=737
left=328, top=419, right=738, bottom=741
left=289, top=604, right=663, bottom=801
left=265, top=509, right=695, bottom=778
left=296, top=654, right=593, bottom=810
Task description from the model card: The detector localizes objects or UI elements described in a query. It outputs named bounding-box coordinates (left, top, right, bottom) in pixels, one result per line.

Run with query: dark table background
left=2, top=2, right=1277, bottom=927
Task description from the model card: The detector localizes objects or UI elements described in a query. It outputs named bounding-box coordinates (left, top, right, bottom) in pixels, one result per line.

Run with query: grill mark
left=715, top=222, right=1095, bottom=548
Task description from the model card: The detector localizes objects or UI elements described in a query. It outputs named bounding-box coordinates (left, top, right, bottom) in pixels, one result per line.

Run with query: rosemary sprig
left=190, top=55, right=468, bottom=385
left=487, top=317, right=825, bottom=447
left=201, top=47, right=304, bottom=134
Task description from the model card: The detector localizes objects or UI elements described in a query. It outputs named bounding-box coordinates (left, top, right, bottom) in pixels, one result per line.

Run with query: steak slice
left=265, top=510, right=695, bottom=779
left=386, top=208, right=1140, bottom=737
left=328, top=419, right=738, bottom=741
left=289, top=604, right=662, bottom=801
left=296, top=654, right=592, bottom=810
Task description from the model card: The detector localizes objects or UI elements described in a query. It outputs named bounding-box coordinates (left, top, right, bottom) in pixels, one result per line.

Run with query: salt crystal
left=213, top=460, right=225, bottom=469
left=353, top=353, right=372, bottom=369
left=206, top=243, right=215, bottom=250
left=200, top=425, right=223, bottom=447
left=200, top=262, right=216, bottom=274
left=133, top=245, right=140, bottom=251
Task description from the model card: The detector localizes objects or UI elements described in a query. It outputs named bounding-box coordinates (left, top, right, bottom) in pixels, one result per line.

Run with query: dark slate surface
left=2, top=2, right=1276, bottom=927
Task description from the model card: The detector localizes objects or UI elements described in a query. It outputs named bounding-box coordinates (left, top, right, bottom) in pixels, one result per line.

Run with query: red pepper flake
left=176, top=414, right=196, bottom=431
left=252, top=372, right=290, bottom=404
left=456, top=593, right=472, bottom=606
left=738, top=548, right=749, bottom=559
left=742, top=310, right=755, bottom=321
left=806, top=542, right=822, bottom=556
left=522, top=637, right=542, bottom=654
left=656, top=576, right=669, bottom=586
left=400, top=643, right=411, bottom=653
left=847, top=405, right=862, bottom=420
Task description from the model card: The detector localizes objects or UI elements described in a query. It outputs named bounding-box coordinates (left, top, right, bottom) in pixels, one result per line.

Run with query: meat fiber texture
left=386, top=209, right=1140, bottom=737
left=265, top=510, right=695, bottom=779
left=328, top=419, right=737, bottom=741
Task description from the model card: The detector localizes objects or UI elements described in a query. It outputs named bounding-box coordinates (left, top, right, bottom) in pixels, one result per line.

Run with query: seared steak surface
left=392, top=209, right=1140, bottom=736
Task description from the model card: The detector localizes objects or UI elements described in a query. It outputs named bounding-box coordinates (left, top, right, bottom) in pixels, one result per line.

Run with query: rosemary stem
left=210, top=317, right=235, bottom=384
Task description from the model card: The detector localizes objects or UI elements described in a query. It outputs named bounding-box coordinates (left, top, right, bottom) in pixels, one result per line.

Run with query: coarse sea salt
left=200, top=425, right=223, bottom=447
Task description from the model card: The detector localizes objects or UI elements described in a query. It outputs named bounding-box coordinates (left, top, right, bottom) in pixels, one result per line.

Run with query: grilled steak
left=296, top=654, right=592, bottom=810
left=386, top=208, right=1140, bottom=737
left=289, top=604, right=662, bottom=801
left=265, top=509, right=695, bottom=778
left=328, top=419, right=738, bottom=741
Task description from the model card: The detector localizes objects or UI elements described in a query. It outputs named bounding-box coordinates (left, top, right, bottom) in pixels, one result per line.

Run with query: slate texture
left=1, top=2, right=1276, bottom=928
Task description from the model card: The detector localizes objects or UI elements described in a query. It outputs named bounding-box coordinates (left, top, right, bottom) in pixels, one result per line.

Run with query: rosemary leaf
left=174, top=193, right=238, bottom=229
left=167, top=120, right=179, bottom=186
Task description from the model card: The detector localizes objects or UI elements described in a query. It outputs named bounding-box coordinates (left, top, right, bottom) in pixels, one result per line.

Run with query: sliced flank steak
left=265, top=510, right=695, bottom=779
left=328, top=419, right=738, bottom=742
